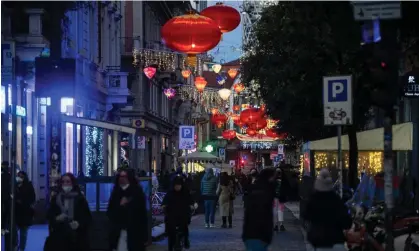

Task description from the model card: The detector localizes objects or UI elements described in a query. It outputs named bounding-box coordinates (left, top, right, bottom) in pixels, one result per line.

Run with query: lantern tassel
left=187, top=54, right=197, bottom=67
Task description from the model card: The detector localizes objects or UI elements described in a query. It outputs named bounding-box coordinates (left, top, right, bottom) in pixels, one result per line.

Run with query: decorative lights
left=216, top=74, right=227, bottom=85
left=246, top=128, right=257, bottom=137
left=194, top=76, right=207, bottom=92
left=211, top=113, right=228, bottom=128
left=205, top=145, right=214, bottom=153
left=133, top=48, right=179, bottom=72
left=227, top=68, right=238, bottom=79
left=218, top=88, right=232, bottom=101
left=85, top=126, right=104, bottom=176
left=212, top=64, right=222, bottom=73
left=211, top=108, right=219, bottom=115
left=200, top=2, right=241, bottom=34
left=222, top=129, right=236, bottom=140
left=233, top=83, right=245, bottom=94
left=233, top=105, right=240, bottom=112
left=143, top=66, right=156, bottom=79
left=182, top=69, right=191, bottom=79
left=163, top=88, right=176, bottom=99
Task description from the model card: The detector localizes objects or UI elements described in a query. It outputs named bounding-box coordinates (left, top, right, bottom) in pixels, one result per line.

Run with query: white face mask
left=62, top=186, right=72, bottom=193
left=120, top=184, right=129, bottom=190
left=16, top=177, right=23, bottom=183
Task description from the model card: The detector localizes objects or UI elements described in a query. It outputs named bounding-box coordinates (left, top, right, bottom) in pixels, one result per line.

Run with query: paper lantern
left=161, top=12, right=222, bottom=67
left=248, top=119, right=267, bottom=131
left=143, top=66, right=156, bottom=79
left=222, top=129, right=236, bottom=140
left=240, top=108, right=262, bottom=124
left=265, top=128, right=278, bottom=138
left=218, top=88, right=231, bottom=101
left=233, top=105, right=240, bottom=112
left=212, top=64, right=222, bottom=73
left=227, top=68, right=238, bottom=79
left=200, top=3, right=241, bottom=34
left=216, top=74, right=227, bottom=85
left=182, top=69, right=191, bottom=79
left=211, top=108, right=219, bottom=115
left=233, top=83, right=245, bottom=94
left=195, top=76, right=207, bottom=92
left=234, top=119, right=244, bottom=128
left=163, top=88, right=176, bottom=99
left=246, top=128, right=257, bottom=137
left=211, top=113, right=228, bottom=128
left=230, top=114, right=240, bottom=123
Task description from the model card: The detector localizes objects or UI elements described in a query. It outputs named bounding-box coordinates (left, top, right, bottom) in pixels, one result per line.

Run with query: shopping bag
left=117, top=230, right=128, bottom=251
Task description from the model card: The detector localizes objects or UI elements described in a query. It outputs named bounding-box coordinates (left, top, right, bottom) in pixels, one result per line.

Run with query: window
left=61, top=97, right=74, bottom=115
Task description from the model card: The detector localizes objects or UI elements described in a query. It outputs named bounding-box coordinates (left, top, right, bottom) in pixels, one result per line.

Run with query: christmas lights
left=85, top=126, right=104, bottom=176
left=132, top=48, right=185, bottom=72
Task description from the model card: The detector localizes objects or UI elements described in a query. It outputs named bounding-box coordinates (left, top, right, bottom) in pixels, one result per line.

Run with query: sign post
left=179, top=125, right=195, bottom=173
left=323, top=75, right=353, bottom=198
left=219, top=148, right=226, bottom=161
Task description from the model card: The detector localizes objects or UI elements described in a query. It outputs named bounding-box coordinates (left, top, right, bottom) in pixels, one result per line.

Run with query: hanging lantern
left=222, top=129, right=236, bottom=140
left=233, top=83, right=245, bottom=94
left=248, top=118, right=267, bottom=131
left=246, top=128, right=257, bottom=137
left=143, top=66, right=156, bottom=79
left=212, top=64, right=222, bottom=73
left=161, top=12, right=222, bottom=67
left=211, top=113, right=228, bottom=128
left=240, top=108, right=262, bottom=124
left=211, top=108, right=219, bottom=115
left=200, top=3, right=241, bottom=34
left=234, top=119, right=244, bottom=128
left=230, top=114, right=240, bottom=123
left=195, top=76, right=207, bottom=92
left=227, top=68, right=238, bottom=79
left=265, top=128, right=278, bottom=138
left=181, top=69, right=191, bottom=79
left=233, top=105, right=241, bottom=112
left=163, top=88, right=176, bottom=99
left=218, top=88, right=231, bottom=101
left=216, top=74, right=227, bottom=85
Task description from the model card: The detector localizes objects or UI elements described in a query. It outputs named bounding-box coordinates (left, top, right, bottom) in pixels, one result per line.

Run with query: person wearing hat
left=302, top=169, right=352, bottom=251
left=162, top=175, right=196, bottom=250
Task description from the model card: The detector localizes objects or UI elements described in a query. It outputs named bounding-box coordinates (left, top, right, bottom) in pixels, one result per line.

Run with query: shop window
left=61, top=97, right=74, bottom=115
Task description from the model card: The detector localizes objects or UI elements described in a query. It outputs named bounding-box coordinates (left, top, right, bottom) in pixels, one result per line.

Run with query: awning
left=308, top=122, right=413, bottom=151
left=61, top=115, right=136, bottom=134
left=178, top=151, right=219, bottom=161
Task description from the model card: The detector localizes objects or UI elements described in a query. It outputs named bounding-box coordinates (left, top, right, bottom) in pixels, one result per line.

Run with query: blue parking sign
left=323, top=75, right=352, bottom=126
left=327, top=79, right=348, bottom=102
left=179, top=125, right=195, bottom=150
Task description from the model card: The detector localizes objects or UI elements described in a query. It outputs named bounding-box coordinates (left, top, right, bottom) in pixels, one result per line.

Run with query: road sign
left=179, top=125, right=195, bottom=150
left=137, top=136, right=146, bottom=149
left=1, top=41, right=15, bottom=84
left=323, top=75, right=353, bottom=126
left=352, top=1, right=401, bottom=21
left=219, top=148, right=226, bottom=160
left=277, top=144, right=284, bottom=155
left=274, top=154, right=284, bottom=163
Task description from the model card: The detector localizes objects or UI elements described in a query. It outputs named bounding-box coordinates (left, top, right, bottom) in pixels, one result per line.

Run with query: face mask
left=62, top=186, right=72, bottom=193
left=120, top=184, right=129, bottom=190
left=16, top=177, right=23, bottom=183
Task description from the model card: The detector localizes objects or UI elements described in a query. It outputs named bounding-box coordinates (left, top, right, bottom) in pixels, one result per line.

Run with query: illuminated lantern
left=211, top=108, right=219, bottom=115
left=200, top=3, right=241, bottom=34
left=216, top=74, right=227, bottom=85
left=143, top=66, right=156, bottom=79
left=265, top=128, right=278, bottom=138
left=161, top=12, right=222, bottom=67
left=222, top=129, right=236, bottom=140
left=234, top=120, right=244, bottom=128
left=227, top=68, right=238, bottom=79
left=212, top=64, right=222, bottom=73
left=163, top=88, right=176, bottom=99
left=240, top=108, right=262, bottom=124
left=231, top=114, right=240, bottom=123
left=211, top=113, right=228, bottom=128
left=248, top=119, right=267, bottom=131
left=233, top=105, right=240, bottom=112
left=218, top=88, right=231, bottom=101
left=195, top=76, right=207, bottom=92
left=233, top=83, right=245, bottom=94
left=260, top=104, right=266, bottom=113
left=246, top=128, right=257, bottom=137
left=182, top=69, right=191, bottom=79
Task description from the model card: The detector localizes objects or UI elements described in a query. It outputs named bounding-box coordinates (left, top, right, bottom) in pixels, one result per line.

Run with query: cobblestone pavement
left=148, top=201, right=307, bottom=251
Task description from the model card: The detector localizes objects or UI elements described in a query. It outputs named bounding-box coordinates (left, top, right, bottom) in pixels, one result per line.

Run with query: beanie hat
left=314, top=169, right=333, bottom=192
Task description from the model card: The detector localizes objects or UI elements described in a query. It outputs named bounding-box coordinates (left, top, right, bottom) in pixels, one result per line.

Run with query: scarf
left=56, top=191, right=78, bottom=220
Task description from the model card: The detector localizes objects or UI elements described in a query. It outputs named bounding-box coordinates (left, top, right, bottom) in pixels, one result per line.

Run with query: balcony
left=105, top=66, right=131, bottom=105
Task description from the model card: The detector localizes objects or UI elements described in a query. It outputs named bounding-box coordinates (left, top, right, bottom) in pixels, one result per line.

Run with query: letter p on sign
left=328, top=79, right=348, bottom=102
left=181, top=127, right=193, bottom=138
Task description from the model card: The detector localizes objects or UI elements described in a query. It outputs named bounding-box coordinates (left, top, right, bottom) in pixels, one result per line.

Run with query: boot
left=221, top=216, right=227, bottom=228
left=274, top=224, right=279, bottom=232
left=228, top=215, right=233, bottom=228
left=280, top=224, right=286, bottom=231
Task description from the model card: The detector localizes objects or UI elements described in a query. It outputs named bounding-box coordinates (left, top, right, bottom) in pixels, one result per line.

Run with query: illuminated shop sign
left=404, top=73, right=419, bottom=98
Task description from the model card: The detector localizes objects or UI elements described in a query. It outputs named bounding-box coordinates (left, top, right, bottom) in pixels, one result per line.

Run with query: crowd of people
left=1, top=159, right=352, bottom=251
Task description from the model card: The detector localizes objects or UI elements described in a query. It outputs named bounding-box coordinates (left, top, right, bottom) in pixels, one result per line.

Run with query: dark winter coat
left=162, top=188, right=193, bottom=227
left=47, top=191, right=92, bottom=251
left=1, top=171, right=11, bottom=229
left=302, top=191, right=352, bottom=248
left=242, top=179, right=275, bottom=244
left=200, top=172, right=218, bottom=200
left=15, top=181, right=36, bottom=227
left=107, top=184, right=148, bottom=251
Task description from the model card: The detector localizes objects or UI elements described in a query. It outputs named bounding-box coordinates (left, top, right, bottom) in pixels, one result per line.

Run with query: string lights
left=132, top=48, right=185, bottom=72
left=85, top=126, right=104, bottom=176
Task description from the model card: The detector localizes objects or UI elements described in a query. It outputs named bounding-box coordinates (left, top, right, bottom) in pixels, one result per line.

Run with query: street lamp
left=205, top=145, right=214, bottom=153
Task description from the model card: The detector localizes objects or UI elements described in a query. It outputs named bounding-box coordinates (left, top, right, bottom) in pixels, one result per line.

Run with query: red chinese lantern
left=260, top=104, right=266, bottom=113
left=233, top=105, right=240, bottom=112
left=222, top=129, right=236, bottom=140
left=227, top=68, right=238, bottom=79
left=143, top=66, right=156, bottom=79
left=233, top=83, right=245, bottom=94
left=211, top=108, right=219, bottom=115
left=231, top=114, right=240, bottom=123
left=246, top=128, right=257, bottom=137
left=182, top=69, right=191, bottom=79
left=161, top=12, right=222, bottom=67
left=248, top=119, right=267, bottom=131
left=265, top=129, right=278, bottom=138
left=240, top=108, right=262, bottom=124
left=211, top=113, right=228, bottom=128
left=195, top=77, right=207, bottom=92
left=234, top=119, right=244, bottom=128
left=200, top=3, right=241, bottom=34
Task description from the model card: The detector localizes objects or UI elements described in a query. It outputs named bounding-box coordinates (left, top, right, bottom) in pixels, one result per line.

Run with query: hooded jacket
left=200, top=169, right=217, bottom=199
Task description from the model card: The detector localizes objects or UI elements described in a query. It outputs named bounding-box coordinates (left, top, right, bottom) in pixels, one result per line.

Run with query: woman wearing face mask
left=45, top=173, right=92, bottom=251
left=15, top=171, right=36, bottom=251
left=107, top=169, right=148, bottom=251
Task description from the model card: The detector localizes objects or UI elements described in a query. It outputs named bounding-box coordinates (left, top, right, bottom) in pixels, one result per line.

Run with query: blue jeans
left=204, top=200, right=215, bottom=224
left=245, top=239, right=268, bottom=251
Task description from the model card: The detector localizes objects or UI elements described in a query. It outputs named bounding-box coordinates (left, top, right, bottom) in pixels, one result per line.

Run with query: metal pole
left=384, top=116, right=394, bottom=251
left=9, top=59, right=17, bottom=251
left=337, top=125, right=343, bottom=198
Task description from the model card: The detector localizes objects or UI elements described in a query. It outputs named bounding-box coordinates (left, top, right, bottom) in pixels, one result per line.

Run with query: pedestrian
left=242, top=168, right=276, bottom=251
left=15, top=171, right=36, bottom=251
left=200, top=168, right=218, bottom=228
left=217, top=172, right=235, bottom=228
left=302, top=169, right=352, bottom=251
left=45, top=173, right=92, bottom=251
left=2, top=161, right=17, bottom=250
left=107, top=168, right=148, bottom=251
left=243, top=168, right=258, bottom=209
left=162, top=175, right=194, bottom=250
left=273, top=168, right=285, bottom=232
